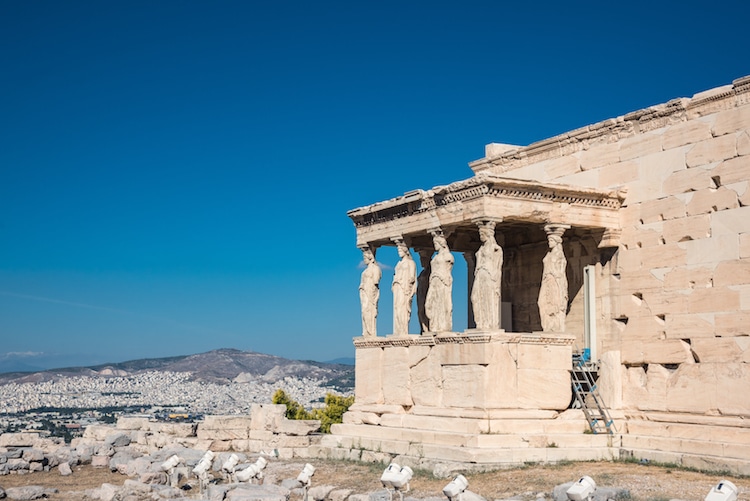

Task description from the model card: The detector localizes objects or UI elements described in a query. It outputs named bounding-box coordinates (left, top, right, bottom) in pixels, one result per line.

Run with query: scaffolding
left=571, top=353, right=616, bottom=435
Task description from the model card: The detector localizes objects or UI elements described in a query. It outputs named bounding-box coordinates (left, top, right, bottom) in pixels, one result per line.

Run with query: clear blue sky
left=1, top=1, right=748, bottom=370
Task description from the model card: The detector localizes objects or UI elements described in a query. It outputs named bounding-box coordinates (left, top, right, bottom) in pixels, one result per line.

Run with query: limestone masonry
left=335, top=75, right=750, bottom=474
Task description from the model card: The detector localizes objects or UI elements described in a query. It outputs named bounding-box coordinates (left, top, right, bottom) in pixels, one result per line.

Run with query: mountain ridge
left=0, top=348, right=354, bottom=389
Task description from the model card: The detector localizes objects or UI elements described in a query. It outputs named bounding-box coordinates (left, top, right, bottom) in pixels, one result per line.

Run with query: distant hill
left=0, top=348, right=354, bottom=389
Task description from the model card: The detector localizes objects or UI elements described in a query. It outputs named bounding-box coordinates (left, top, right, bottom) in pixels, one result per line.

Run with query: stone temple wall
left=469, top=76, right=750, bottom=471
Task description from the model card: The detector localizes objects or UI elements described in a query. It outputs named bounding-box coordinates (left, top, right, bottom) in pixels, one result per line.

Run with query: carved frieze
left=347, top=175, right=625, bottom=246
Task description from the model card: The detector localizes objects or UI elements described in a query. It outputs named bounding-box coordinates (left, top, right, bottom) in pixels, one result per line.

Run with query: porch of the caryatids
left=538, top=224, right=570, bottom=333
left=391, top=237, right=417, bottom=336
left=425, top=229, right=454, bottom=333
left=471, top=219, right=503, bottom=331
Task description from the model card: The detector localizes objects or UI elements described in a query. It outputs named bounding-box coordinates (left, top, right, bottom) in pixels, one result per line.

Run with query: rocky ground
left=0, top=458, right=747, bottom=501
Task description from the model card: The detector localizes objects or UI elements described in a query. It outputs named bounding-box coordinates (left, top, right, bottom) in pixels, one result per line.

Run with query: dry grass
left=1, top=459, right=747, bottom=501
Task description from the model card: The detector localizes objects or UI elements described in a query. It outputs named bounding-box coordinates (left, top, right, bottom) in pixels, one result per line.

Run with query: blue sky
left=1, top=1, right=748, bottom=370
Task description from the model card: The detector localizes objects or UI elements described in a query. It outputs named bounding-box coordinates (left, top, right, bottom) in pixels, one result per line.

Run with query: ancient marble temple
left=320, top=75, right=750, bottom=475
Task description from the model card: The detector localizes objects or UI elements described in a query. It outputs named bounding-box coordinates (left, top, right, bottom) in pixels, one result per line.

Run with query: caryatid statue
left=538, top=224, right=570, bottom=332
left=391, top=238, right=417, bottom=336
left=359, top=245, right=381, bottom=337
left=471, top=221, right=503, bottom=331
left=416, top=249, right=432, bottom=334
left=425, top=230, right=453, bottom=333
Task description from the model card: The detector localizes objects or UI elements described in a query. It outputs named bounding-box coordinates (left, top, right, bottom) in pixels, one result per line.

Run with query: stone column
left=391, top=237, right=416, bottom=336
left=416, top=249, right=432, bottom=334
left=471, top=220, right=503, bottom=331
left=538, top=224, right=570, bottom=333
left=425, top=229, right=454, bottom=333
left=359, top=244, right=381, bottom=337
left=463, top=252, right=476, bottom=329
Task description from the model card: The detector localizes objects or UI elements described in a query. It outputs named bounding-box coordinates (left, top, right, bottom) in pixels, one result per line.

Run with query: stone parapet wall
left=354, top=334, right=573, bottom=411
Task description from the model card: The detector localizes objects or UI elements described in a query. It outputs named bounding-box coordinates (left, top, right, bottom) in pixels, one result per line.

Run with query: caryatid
left=391, top=238, right=417, bottom=336
left=538, top=224, right=569, bottom=332
left=425, top=230, right=454, bottom=333
left=471, top=221, right=503, bottom=330
left=359, top=245, right=381, bottom=337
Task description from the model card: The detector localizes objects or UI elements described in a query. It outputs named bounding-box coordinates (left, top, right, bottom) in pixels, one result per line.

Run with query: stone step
left=622, top=448, right=750, bottom=476
left=621, top=434, right=750, bottom=459
left=344, top=412, right=592, bottom=435
left=625, top=419, right=750, bottom=444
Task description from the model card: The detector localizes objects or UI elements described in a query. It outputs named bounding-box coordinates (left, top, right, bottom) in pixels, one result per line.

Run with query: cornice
left=469, top=75, right=750, bottom=173
left=347, top=174, right=625, bottom=229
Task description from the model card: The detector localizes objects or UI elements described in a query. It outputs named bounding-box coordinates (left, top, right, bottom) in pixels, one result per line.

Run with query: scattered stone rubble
left=0, top=405, right=639, bottom=501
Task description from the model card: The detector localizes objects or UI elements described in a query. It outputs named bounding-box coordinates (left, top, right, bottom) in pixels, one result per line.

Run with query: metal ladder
left=571, top=354, right=616, bottom=434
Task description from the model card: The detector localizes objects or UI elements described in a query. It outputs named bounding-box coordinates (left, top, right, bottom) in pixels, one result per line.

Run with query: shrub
left=272, top=389, right=354, bottom=433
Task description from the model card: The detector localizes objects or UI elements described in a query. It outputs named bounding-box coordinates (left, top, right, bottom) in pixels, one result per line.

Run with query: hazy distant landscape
left=0, top=349, right=353, bottom=421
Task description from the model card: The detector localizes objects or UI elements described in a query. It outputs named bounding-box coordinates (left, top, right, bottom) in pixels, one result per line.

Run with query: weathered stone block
left=738, top=130, right=750, bottom=156
left=688, top=286, right=740, bottom=313
left=543, top=156, right=581, bottom=178
left=681, top=233, right=739, bottom=265
left=628, top=148, right=687, bottom=203
left=663, top=265, right=713, bottom=291
left=712, top=155, right=750, bottom=186
left=731, top=181, right=750, bottom=207
left=711, top=206, right=750, bottom=236
left=147, top=422, right=195, bottom=437
left=639, top=196, right=686, bottom=223
left=662, top=214, right=711, bottom=243
left=686, top=134, right=737, bottom=167
left=686, top=187, right=740, bottom=216
left=277, top=419, right=320, bottom=436
left=516, top=343, right=570, bottom=370
left=663, top=166, right=714, bottom=194
left=621, top=340, right=691, bottom=365
left=712, top=105, right=750, bottom=136
left=665, top=364, right=720, bottom=414
left=201, top=415, right=253, bottom=430
left=663, top=119, right=712, bottom=150
left=410, top=346, right=442, bottom=407
left=620, top=132, right=662, bottom=161
left=355, top=347, right=383, bottom=405
left=665, top=313, right=715, bottom=339
left=0, top=433, right=38, bottom=448
left=580, top=142, right=620, bottom=170
left=713, top=259, right=750, bottom=287
left=82, top=425, right=114, bottom=441
left=249, top=404, right=285, bottom=431
left=516, top=368, right=571, bottom=410
left=442, top=365, right=487, bottom=409
left=640, top=243, right=687, bottom=269
left=381, top=346, right=411, bottom=406
left=691, top=337, right=744, bottom=363
left=197, top=428, right=248, bottom=441
left=621, top=224, right=663, bottom=249
left=116, top=416, right=149, bottom=430
left=620, top=315, right=665, bottom=341
left=640, top=290, right=689, bottom=315
left=715, top=312, right=750, bottom=337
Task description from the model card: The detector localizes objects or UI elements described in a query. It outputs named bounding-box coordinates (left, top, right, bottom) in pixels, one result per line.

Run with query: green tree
left=272, top=389, right=354, bottom=433
left=310, top=393, right=355, bottom=433
left=272, top=389, right=312, bottom=420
